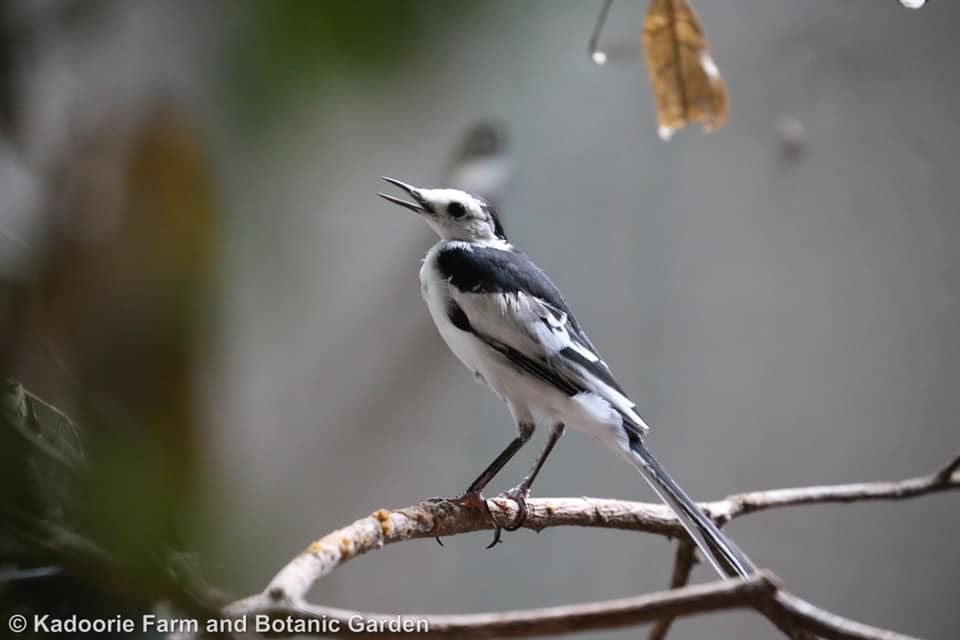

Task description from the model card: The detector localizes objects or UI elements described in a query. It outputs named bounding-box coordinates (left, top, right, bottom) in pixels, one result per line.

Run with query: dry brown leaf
left=642, top=0, right=728, bottom=140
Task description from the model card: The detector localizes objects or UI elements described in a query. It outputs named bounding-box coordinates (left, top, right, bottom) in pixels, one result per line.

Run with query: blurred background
left=1, top=1, right=958, bottom=638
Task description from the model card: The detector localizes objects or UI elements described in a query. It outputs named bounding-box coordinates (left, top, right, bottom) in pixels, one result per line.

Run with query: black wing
left=436, top=243, right=629, bottom=399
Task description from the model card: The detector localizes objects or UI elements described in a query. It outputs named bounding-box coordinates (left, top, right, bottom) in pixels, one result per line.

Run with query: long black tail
left=628, top=437, right=755, bottom=579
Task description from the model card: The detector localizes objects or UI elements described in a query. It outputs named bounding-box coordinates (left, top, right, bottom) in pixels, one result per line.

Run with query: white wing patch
left=449, top=287, right=647, bottom=431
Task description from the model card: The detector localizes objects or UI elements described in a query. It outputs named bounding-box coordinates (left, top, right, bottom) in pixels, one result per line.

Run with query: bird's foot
left=427, top=491, right=503, bottom=548
left=500, top=485, right=530, bottom=532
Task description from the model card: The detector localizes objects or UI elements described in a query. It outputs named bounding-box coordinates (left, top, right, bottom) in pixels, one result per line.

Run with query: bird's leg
left=432, top=424, right=533, bottom=548
left=502, top=423, right=565, bottom=532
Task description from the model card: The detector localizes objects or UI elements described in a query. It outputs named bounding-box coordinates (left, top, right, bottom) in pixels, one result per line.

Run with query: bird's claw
left=428, top=491, right=503, bottom=548
left=500, top=485, right=530, bottom=532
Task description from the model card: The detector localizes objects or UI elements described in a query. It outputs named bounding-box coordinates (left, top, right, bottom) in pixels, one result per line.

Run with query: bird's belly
left=420, top=271, right=627, bottom=442
left=434, top=316, right=489, bottom=380
left=429, top=306, right=583, bottom=419
left=440, top=322, right=566, bottom=411
left=422, top=277, right=523, bottom=403
left=429, top=301, right=506, bottom=393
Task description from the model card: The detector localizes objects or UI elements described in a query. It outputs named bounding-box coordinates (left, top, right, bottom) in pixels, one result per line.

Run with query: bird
left=378, top=177, right=755, bottom=580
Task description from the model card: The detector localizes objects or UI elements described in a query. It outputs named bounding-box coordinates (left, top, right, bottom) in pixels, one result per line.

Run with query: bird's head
left=379, top=177, right=506, bottom=243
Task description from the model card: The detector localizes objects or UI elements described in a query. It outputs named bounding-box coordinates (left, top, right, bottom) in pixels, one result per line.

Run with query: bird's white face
left=379, top=178, right=506, bottom=243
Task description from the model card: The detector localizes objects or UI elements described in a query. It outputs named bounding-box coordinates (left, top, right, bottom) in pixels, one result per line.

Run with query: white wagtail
left=379, top=178, right=754, bottom=579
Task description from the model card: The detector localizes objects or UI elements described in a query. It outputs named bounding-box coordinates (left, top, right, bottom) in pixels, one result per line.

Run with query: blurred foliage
left=1, top=104, right=223, bottom=623
left=232, top=0, right=476, bottom=128
left=41, top=105, right=214, bottom=565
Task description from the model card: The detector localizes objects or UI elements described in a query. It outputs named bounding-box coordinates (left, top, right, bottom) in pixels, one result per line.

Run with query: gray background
left=207, top=2, right=960, bottom=638
left=9, top=1, right=956, bottom=638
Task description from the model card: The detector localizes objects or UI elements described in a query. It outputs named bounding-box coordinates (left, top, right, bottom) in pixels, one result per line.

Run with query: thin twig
left=587, top=0, right=614, bottom=65
left=707, top=457, right=960, bottom=524
left=226, top=573, right=779, bottom=639
left=934, top=449, right=960, bottom=484
left=224, top=570, right=920, bottom=640
left=647, top=540, right=696, bottom=640
left=765, top=591, right=918, bottom=640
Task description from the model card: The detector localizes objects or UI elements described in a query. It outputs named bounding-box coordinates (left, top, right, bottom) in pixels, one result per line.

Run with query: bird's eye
left=447, top=202, right=467, bottom=218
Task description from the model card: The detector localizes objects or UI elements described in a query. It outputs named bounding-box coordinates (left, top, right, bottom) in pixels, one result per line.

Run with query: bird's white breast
left=420, top=246, right=490, bottom=385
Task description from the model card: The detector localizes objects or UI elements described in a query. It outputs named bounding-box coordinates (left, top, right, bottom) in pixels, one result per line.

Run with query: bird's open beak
left=378, top=177, right=433, bottom=214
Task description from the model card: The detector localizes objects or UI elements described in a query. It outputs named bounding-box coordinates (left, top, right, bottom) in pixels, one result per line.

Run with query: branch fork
left=217, top=453, right=959, bottom=639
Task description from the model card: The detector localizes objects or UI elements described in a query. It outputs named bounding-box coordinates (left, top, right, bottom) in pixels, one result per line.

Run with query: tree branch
left=216, top=453, right=957, bottom=639
left=706, top=452, right=960, bottom=524
left=227, top=573, right=778, bottom=639
left=934, top=449, right=960, bottom=483
left=647, top=540, right=696, bottom=640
